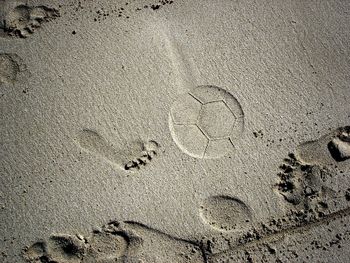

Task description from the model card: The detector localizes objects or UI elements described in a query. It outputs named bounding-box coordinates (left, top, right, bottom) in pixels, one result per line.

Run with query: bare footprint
left=0, top=2, right=59, bottom=38
left=47, top=235, right=86, bottom=263
left=24, top=232, right=128, bottom=263
left=199, top=195, right=252, bottom=232
left=24, top=235, right=86, bottom=263
left=75, top=129, right=160, bottom=172
left=296, top=126, right=350, bottom=165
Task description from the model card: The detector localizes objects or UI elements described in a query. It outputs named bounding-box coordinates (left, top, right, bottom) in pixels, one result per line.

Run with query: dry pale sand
left=1, top=0, right=350, bottom=262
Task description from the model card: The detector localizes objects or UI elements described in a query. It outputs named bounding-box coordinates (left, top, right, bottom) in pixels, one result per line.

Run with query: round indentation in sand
left=169, top=85, right=244, bottom=159
left=200, top=195, right=252, bottom=232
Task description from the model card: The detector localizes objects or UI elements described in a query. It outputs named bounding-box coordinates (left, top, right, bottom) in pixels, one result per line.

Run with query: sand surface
left=1, top=0, right=350, bottom=262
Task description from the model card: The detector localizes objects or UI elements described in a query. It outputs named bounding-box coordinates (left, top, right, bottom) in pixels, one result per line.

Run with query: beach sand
left=1, top=0, right=350, bottom=262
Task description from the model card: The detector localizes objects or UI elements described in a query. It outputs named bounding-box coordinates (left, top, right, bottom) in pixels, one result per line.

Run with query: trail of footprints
left=24, top=126, right=350, bottom=262
left=24, top=221, right=205, bottom=263
left=25, top=122, right=350, bottom=263
left=2, top=55, right=346, bottom=260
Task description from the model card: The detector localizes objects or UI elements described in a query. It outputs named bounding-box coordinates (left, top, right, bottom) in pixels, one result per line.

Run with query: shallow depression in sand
left=0, top=53, right=21, bottom=84
left=199, top=195, right=252, bottom=232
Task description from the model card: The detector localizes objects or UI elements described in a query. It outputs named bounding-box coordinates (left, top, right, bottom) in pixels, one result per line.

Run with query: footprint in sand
left=75, top=129, right=160, bottom=172
left=169, top=85, right=244, bottom=159
left=0, top=53, right=26, bottom=85
left=296, top=126, right=350, bottom=165
left=24, top=231, right=127, bottom=263
left=275, top=127, right=350, bottom=214
left=0, top=2, right=59, bottom=38
left=24, top=221, right=205, bottom=263
left=199, top=195, right=252, bottom=232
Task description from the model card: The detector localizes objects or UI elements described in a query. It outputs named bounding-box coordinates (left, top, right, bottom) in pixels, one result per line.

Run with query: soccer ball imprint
left=169, top=85, right=244, bottom=159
